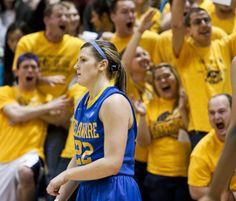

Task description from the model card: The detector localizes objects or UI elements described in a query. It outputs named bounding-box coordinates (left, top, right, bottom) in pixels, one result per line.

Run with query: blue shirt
left=73, top=86, right=137, bottom=179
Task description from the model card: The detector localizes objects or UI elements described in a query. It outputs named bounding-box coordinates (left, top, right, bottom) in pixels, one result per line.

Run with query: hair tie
left=110, top=64, right=119, bottom=72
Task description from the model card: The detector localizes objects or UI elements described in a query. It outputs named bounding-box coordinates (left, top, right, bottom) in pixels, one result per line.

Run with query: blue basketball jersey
left=73, top=86, right=137, bottom=179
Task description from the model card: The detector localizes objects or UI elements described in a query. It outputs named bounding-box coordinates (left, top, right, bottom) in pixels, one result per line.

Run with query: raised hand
left=137, top=10, right=156, bottom=34
left=132, top=99, right=146, bottom=116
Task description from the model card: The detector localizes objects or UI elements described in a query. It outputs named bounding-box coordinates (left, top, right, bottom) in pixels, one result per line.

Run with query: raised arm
left=171, top=0, right=185, bottom=57
left=3, top=95, right=72, bottom=124
left=200, top=57, right=236, bottom=201
left=122, top=10, right=155, bottom=72
left=177, top=89, right=189, bottom=129
left=47, top=94, right=134, bottom=196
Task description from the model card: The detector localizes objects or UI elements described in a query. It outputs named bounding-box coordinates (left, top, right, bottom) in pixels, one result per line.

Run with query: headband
left=90, top=40, right=119, bottom=72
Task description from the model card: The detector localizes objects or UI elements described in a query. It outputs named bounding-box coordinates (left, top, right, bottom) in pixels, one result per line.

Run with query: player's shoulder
left=103, top=92, right=131, bottom=111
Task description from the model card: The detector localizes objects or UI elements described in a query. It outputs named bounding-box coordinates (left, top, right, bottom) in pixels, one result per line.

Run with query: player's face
left=208, top=95, right=231, bottom=141
left=188, top=11, right=211, bottom=47
left=110, top=0, right=136, bottom=37
left=16, top=59, right=40, bottom=89
left=131, top=46, right=150, bottom=74
left=153, top=67, right=178, bottom=99
left=74, top=47, right=100, bottom=87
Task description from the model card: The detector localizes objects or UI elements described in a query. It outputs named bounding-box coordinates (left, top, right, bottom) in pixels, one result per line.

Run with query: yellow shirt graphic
left=146, top=97, right=190, bottom=176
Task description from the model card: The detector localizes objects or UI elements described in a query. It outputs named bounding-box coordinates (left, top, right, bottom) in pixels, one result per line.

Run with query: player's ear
left=98, top=59, right=109, bottom=72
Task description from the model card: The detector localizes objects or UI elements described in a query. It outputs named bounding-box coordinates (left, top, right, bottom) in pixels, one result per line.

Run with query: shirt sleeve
left=0, top=86, right=16, bottom=110
left=188, top=155, right=212, bottom=187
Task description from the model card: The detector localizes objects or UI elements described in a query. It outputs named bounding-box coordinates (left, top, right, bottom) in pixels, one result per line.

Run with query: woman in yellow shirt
left=135, top=63, right=192, bottom=201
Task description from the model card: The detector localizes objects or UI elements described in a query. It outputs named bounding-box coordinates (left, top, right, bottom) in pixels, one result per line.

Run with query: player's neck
left=88, top=79, right=110, bottom=100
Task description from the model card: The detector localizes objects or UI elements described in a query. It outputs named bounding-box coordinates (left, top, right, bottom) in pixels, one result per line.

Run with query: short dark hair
left=16, top=53, right=39, bottom=69
left=184, top=7, right=209, bottom=27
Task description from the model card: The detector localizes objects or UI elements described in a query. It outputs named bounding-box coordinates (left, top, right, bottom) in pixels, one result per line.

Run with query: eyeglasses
left=191, top=17, right=211, bottom=26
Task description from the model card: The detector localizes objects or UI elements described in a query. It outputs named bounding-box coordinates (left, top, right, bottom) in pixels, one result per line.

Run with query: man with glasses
left=153, top=1, right=227, bottom=69
left=171, top=0, right=236, bottom=149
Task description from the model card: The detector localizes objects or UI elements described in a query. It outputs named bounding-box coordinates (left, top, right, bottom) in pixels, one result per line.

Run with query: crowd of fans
left=0, top=0, right=236, bottom=200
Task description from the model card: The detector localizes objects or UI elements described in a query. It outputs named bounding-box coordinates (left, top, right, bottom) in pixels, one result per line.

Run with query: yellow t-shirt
left=0, top=86, right=48, bottom=162
left=152, top=30, right=175, bottom=66
left=146, top=97, right=191, bottom=176
left=210, top=26, right=228, bottom=40
left=136, top=7, right=161, bottom=33
left=176, top=34, right=236, bottom=132
left=60, top=84, right=87, bottom=158
left=126, top=77, right=154, bottom=162
left=13, top=32, right=84, bottom=98
left=153, top=26, right=227, bottom=66
left=188, top=130, right=236, bottom=190
left=110, top=30, right=159, bottom=61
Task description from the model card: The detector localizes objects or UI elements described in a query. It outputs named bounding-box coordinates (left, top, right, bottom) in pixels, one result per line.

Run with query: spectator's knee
left=17, top=166, right=34, bottom=186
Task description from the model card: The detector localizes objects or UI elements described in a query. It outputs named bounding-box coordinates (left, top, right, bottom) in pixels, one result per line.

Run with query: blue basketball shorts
left=76, top=175, right=142, bottom=201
